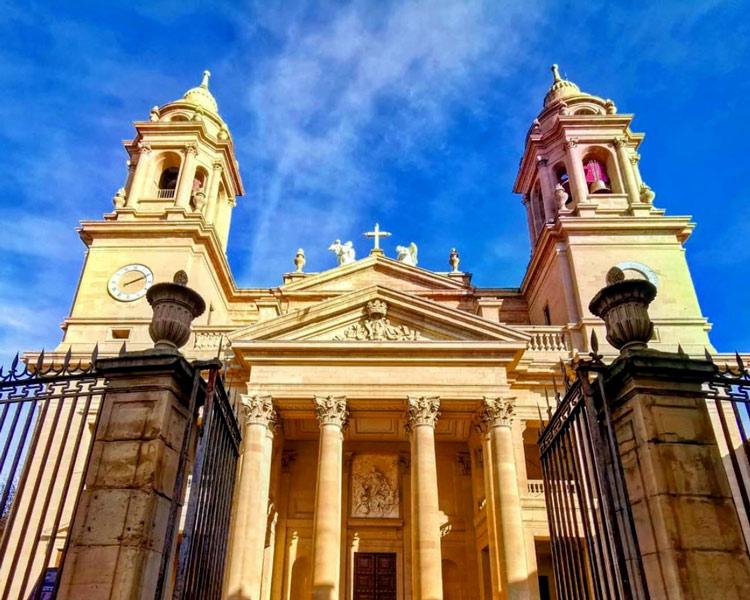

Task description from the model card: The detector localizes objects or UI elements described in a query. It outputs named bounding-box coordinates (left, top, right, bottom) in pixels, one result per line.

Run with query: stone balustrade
left=522, top=326, right=569, bottom=352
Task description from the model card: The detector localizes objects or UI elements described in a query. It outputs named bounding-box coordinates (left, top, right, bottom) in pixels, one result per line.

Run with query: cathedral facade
left=54, top=67, right=714, bottom=600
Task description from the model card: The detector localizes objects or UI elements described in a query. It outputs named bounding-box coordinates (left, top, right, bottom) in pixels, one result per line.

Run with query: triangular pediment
left=229, top=285, right=529, bottom=344
left=280, top=255, right=472, bottom=294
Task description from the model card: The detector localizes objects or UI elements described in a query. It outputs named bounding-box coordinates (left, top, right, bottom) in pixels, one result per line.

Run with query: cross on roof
left=363, top=222, right=391, bottom=255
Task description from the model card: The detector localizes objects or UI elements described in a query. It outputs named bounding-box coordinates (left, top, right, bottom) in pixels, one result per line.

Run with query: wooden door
left=354, top=552, right=397, bottom=600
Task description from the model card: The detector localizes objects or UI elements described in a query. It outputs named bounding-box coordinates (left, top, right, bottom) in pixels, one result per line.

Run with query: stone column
left=175, top=142, right=199, bottom=209
left=482, top=397, right=530, bottom=600
left=564, top=138, right=589, bottom=208
left=521, top=194, right=536, bottom=247
left=311, top=396, right=348, bottom=600
left=227, top=395, right=278, bottom=600
left=604, top=353, right=750, bottom=599
left=270, top=451, right=296, bottom=600
left=56, top=352, right=199, bottom=600
left=126, top=142, right=153, bottom=207
left=406, top=396, right=444, bottom=600
left=536, top=157, right=557, bottom=222
left=614, top=137, right=640, bottom=206
left=206, top=160, right=223, bottom=223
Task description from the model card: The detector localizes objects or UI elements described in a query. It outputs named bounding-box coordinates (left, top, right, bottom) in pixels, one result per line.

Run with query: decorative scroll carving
left=334, top=300, right=420, bottom=341
left=483, top=397, right=515, bottom=428
left=281, top=450, right=297, bottom=472
left=351, top=454, right=400, bottom=518
left=240, top=394, right=278, bottom=430
left=405, top=396, right=440, bottom=431
left=314, top=395, right=349, bottom=428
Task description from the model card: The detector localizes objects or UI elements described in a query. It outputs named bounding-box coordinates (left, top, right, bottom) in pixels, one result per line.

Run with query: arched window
left=554, top=163, right=572, bottom=207
left=190, top=167, right=209, bottom=211
left=582, top=147, right=619, bottom=194
left=152, top=151, right=182, bottom=199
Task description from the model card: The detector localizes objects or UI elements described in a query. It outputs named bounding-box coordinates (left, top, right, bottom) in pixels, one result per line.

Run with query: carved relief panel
left=350, top=454, right=400, bottom=519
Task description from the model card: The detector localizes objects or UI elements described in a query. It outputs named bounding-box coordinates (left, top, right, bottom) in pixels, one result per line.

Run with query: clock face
left=108, top=264, right=154, bottom=302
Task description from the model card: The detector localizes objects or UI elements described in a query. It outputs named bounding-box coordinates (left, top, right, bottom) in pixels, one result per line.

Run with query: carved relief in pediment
left=334, top=300, right=420, bottom=341
left=351, top=454, right=400, bottom=518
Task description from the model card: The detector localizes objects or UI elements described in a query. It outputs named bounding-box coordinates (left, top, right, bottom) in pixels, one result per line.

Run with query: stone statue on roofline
left=396, top=242, right=418, bottom=266
left=328, top=239, right=356, bottom=266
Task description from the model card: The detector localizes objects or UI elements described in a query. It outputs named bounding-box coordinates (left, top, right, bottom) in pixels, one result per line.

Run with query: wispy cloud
left=228, top=1, right=546, bottom=282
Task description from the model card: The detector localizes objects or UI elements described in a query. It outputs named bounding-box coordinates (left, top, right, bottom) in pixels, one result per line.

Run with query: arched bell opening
left=191, top=166, right=209, bottom=212
left=153, top=151, right=182, bottom=199
left=582, top=147, right=619, bottom=194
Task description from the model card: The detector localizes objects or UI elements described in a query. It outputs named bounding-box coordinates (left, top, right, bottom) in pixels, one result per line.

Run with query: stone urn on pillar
left=146, top=270, right=206, bottom=351
left=589, top=267, right=657, bottom=353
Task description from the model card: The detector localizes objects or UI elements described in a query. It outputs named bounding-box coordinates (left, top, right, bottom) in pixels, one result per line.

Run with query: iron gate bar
left=153, top=361, right=205, bottom=600
left=171, top=361, right=241, bottom=600
left=0, top=348, right=104, bottom=600
left=538, top=354, right=651, bottom=600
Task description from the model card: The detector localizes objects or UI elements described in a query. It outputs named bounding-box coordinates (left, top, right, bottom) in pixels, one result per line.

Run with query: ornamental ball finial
left=606, top=266, right=625, bottom=286
left=201, top=70, right=211, bottom=88
left=173, top=270, right=189, bottom=286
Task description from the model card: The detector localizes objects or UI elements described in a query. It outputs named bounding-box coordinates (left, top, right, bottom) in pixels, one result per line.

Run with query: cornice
left=519, top=214, right=696, bottom=297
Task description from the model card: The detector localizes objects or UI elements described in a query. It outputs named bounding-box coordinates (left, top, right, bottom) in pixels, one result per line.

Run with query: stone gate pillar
left=589, top=269, right=750, bottom=599
left=57, top=352, right=200, bottom=600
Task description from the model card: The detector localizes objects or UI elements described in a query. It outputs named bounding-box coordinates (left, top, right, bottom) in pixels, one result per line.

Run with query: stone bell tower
left=56, top=72, right=244, bottom=356
left=113, top=70, right=243, bottom=249
left=514, top=65, right=712, bottom=354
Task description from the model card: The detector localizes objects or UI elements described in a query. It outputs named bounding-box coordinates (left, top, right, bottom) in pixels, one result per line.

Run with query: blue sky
left=0, top=0, right=748, bottom=360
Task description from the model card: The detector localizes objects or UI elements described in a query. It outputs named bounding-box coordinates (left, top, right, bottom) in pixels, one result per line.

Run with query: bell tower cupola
left=514, top=64, right=656, bottom=247
left=111, top=70, right=244, bottom=251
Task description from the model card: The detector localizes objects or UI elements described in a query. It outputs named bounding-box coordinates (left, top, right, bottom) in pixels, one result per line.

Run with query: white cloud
left=230, top=0, right=546, bottom=283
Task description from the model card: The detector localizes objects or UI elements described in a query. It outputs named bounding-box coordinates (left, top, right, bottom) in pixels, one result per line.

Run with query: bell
left=589, top=178, right=611, bottom=194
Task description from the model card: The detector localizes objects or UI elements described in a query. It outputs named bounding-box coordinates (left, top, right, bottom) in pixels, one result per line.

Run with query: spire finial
left=551, top=64, right=561, bottom=83
left=201, top=70, right=211, bottom=88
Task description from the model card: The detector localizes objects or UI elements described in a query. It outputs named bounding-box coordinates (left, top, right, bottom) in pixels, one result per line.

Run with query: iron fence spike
left=11, top=352, right=19, bottom=375
left=119, top=341, right=127, bottom=356
left=36, top=349, right=45, bottom=373
left=736, top=351, right=745, bottom=374
left=63, top=347, right=72, bottom=371
left=91, top=343, right=99, bottom=365
left=704, top=347, right=713, bottom=363
left=590, top=330, right=599, bottom=354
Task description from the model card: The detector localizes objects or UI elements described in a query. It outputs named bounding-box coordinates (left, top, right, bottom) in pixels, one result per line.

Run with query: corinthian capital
left=184, top=142, right=199, bottom=155
left=405, top=396, right=440, bottom=431
left=137, top=141, right=152, bottom=155
left=564, top=137, right=578, bottom=151
left=314, top=395, right=349, bottom=428
left=613, top=136, right=628, bottom=149
left=240, top=394, right=278, bottom=431
left=482, top=397, right=515, bottom=428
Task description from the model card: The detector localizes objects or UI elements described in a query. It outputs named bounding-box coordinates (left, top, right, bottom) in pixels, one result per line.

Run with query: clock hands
left=123, top=274, right=148, bottom=287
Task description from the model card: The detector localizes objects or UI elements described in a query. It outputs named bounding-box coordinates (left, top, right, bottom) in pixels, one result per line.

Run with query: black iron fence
left=0, top=349, right=105, bottom=600
left=170, top=362, right=241, bottom=600
left=703, top=352, right=750, bottom=551
left=538, top=347, right=649, bottom=600
left=0, top=349, right=242, bottom=600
